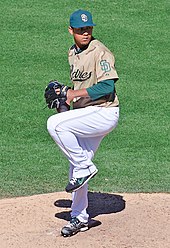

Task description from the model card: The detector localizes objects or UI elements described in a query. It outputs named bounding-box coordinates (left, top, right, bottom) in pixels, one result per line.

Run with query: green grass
left=0, top=0, right=169, bottom=198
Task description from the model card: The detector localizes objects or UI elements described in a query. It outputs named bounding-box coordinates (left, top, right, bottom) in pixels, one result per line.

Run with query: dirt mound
left=0, top=192, right=169, bottom=248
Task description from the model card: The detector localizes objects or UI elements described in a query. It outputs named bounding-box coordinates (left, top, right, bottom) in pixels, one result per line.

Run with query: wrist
left=72, top=88, right=89, bottom=98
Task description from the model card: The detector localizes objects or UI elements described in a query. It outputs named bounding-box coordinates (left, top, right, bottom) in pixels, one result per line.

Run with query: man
left=47, top=9, right=120, bottom=237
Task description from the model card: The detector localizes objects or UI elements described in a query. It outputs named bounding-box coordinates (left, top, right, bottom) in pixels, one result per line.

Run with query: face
left=69, top=26, right=93, bottom=49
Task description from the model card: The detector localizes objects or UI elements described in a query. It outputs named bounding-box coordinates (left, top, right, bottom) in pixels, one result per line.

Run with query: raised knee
left=47, top=116, right=53, bottom=133
left=47, top=115, right=63, bottom=134
left=47, top=115, right=60, bottom=134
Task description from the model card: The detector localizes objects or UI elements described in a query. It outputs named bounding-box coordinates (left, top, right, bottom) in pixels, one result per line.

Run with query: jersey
left=68, top=39, right=119, bottom=108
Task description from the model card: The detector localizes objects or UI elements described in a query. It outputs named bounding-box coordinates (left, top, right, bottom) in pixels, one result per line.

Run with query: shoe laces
left=65, top=217, right=79, bottom=228
left=70, top=217, right=80, bottom=226
left=69, top=177, right=77, bottom=185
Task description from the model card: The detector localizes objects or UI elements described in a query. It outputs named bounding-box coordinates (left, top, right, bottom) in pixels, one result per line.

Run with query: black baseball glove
left=44, top=80, right=71, bottom=111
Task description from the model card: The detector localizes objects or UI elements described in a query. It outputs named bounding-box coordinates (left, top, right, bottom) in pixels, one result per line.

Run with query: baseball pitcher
left=45, top=9, right=120, bottom=237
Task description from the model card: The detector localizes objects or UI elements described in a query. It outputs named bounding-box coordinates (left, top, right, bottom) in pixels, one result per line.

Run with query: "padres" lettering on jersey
left=70, top=65, right=92, bottom=82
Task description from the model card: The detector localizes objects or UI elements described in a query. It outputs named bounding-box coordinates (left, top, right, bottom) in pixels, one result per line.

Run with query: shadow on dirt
left=54, top=192, right=126, bottom=224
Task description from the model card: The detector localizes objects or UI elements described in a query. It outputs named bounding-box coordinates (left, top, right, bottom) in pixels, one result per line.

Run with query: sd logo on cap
left=70, top=9, right=96, bottom=28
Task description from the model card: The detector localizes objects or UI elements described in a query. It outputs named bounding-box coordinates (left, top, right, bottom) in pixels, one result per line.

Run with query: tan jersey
left=68, top=39, right=119, bottom=108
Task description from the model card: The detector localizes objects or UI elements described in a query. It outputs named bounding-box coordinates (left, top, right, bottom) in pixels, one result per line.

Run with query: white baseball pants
left=47, top=106, right=119, bottom=223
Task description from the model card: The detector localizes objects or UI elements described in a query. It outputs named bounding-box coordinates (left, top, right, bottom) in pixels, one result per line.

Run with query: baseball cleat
left=61, top=217, right=88, bottom=237
left=65, top=169, right=98, bottom=193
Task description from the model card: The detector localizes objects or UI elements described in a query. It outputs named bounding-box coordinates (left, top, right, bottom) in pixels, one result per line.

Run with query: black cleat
left=61, top=217, right=88, bottom=237
left=65, top=169, right=98, bottom=193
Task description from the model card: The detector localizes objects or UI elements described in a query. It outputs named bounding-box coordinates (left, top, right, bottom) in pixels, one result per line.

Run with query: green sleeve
left=86, top=79, right=115, bottom=100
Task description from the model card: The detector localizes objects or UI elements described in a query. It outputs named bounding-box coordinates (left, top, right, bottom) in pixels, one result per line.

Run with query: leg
left=47, top=106, right=119, bottom=179
left=69, top=135, right=104, bottom=223
left=61, top=135, right=104, bottom=237
left=47, top=106, right=119, bottom=192
left=53, top=107, right=119, bottom=236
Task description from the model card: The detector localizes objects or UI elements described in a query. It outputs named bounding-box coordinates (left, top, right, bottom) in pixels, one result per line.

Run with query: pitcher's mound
left=0, top=192, right=169, bottom=248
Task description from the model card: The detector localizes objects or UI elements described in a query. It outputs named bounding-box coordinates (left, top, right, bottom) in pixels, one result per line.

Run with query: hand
left=44, top=80, right=71, bottom=109
left=66, top=89, right=75, bottom=105
left=66, top=88, right=89, bottom=105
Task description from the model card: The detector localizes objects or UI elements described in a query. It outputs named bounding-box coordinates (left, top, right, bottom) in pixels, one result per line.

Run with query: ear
left=68, top=26, right=73, bottom=35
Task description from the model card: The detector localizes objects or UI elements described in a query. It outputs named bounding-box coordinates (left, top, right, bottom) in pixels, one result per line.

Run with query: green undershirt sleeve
left=86, top=79, right=115, bottom=100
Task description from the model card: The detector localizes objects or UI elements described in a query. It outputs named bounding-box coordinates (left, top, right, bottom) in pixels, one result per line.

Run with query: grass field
left=0, top=0, right=169, bottom=198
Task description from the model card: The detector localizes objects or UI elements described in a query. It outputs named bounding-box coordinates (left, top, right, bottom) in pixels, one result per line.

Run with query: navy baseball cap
left=70, top=9, right=96, bottom=28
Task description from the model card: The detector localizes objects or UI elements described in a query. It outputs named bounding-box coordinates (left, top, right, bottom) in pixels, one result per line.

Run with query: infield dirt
left=0, top=192, right=169, bottom=248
